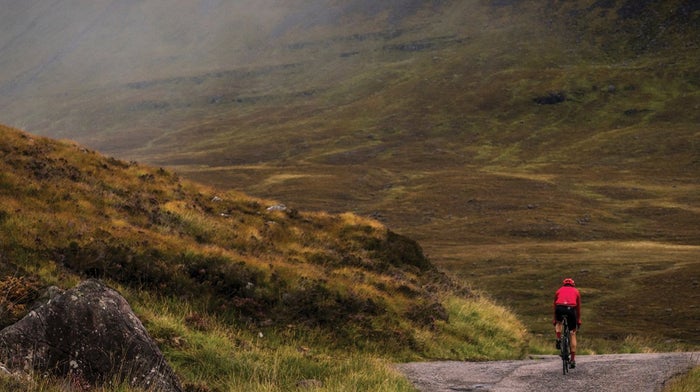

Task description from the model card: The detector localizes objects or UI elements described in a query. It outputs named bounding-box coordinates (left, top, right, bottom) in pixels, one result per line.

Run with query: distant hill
left=0, top=0, right=697, bottom=239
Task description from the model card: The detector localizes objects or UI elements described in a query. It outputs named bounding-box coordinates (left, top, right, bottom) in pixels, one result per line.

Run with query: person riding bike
left=553, top=278, right=581, bottom=368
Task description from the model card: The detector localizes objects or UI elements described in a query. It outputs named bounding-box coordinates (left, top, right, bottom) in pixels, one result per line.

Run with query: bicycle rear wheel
left=560, top=320, right=570, bottom=375
left=561, top=338, right=569, bottom=374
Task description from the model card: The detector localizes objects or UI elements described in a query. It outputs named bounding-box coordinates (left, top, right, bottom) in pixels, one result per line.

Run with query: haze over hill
left=1, top=0, right=699, bottom=347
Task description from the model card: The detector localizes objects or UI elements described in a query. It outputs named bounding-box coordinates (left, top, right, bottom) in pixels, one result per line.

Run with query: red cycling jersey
left=553, top=285, right=581, bottom=324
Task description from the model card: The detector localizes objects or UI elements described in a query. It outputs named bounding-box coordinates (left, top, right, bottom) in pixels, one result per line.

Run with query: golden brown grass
left=0, top=124, right=528, bottom=390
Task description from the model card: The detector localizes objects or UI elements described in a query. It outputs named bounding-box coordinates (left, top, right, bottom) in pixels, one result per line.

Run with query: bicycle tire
left=560, top=318, right=570, bottom=375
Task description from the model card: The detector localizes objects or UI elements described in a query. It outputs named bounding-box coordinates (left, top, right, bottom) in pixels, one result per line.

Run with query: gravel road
left=395, top=352, right=700, bottom=392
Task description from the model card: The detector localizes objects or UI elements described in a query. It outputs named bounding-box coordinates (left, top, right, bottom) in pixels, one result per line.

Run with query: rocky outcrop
left=0, top=279, right=182, bottom=391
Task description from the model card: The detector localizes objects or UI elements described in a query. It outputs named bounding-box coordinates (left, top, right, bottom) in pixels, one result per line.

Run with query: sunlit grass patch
left=415, top=296, right=528, bottom=361
left=260, top=173, right=323, bottom=187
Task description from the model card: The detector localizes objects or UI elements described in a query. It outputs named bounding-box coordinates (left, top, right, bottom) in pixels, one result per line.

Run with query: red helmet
left=563, top=278, right=575, bottom=286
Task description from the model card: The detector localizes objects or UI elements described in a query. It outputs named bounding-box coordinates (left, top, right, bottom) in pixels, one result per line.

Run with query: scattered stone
left=266, top=204, right=287, bottom=212
left=296, top=379, right=324, bottom=389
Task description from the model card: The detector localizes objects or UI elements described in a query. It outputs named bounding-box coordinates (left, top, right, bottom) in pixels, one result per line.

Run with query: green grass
left=1, top=278, right=527, bottom=391
left=663, top=366, right=700, bottom=392
left=422, top=296, right=528, bottom=361
left=128, top=291, right=419, bottom=391
left=127, top=289, right=526, bottom=391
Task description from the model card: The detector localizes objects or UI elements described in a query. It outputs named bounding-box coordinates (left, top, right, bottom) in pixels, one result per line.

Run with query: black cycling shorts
left=555, top=305, right=578, bottom=331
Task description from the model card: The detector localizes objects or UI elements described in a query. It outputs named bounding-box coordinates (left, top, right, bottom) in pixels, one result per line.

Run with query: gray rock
left=0, top=279, right=182, bottom=391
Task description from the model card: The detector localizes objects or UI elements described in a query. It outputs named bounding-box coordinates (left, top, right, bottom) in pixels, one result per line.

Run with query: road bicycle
left=560, top=317, right=571, bottom=375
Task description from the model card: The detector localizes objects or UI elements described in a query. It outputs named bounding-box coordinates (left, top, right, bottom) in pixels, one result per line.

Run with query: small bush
left=0, top=275, right=42, bottom=328
left=278, top=278, right=382, bottom=327
left=57, top=242, right=179, bottom=292
left=405, top=301, right=449, bottom=328
left=374, top=231, right=434, bottom=271
left=533, top=91, right=566, bottom=105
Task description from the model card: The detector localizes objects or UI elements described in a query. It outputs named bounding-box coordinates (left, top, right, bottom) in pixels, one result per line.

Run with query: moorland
left=0, top=0, right=699, bottom=389
left=0, top=124, right=528, bottom=390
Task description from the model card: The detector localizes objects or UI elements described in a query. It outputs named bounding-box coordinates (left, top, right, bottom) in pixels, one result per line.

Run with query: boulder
left=0, top=279, right=182, bottom=391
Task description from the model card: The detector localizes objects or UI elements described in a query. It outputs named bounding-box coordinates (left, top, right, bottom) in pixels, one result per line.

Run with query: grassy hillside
left=1, top=0, right=699, bottom=357
left=0, top=125, right=527, bottom=390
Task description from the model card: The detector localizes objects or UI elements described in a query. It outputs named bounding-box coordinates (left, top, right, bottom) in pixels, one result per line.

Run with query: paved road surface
left=395, top=352, right=700, bottom=392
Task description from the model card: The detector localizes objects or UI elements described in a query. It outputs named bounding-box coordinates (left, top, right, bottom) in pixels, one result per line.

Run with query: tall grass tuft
left=414, top=295, right=528, bottom=361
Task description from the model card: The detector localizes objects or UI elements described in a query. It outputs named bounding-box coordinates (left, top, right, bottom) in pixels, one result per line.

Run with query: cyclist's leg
left=569, top=330, right=577, bottom=367
left=568, top=309, right=578, bottom=364
left=554, top=306, right=564, bottom=339
left=554, top=321, right=563, bottom=348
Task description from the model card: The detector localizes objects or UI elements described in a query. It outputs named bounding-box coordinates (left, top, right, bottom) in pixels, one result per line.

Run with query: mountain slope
left=1, top=0, right=699, bottom=351
left=0, top=123, right=432, bottom=341
left=0, top=124, right=530, bottom=389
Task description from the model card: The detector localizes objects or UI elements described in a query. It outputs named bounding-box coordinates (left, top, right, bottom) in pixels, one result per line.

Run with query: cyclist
left=553, top=278, right=581, bottom=368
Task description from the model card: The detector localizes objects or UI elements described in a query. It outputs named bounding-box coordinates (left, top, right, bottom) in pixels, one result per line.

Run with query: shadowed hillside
left=0, top=0, right=699, bottom=352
